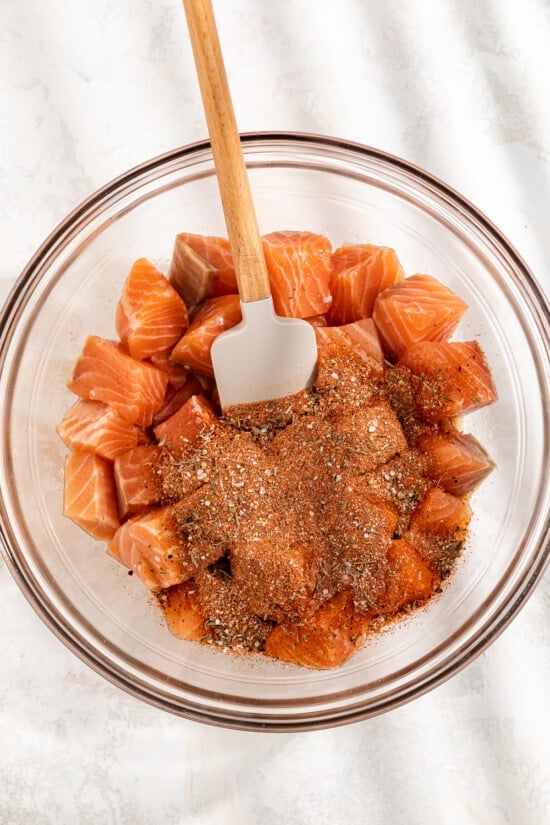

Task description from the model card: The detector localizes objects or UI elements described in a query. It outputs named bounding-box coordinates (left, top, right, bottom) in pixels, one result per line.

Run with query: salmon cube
left=147, top=351, right=205, bottom=424
left=332, top=399, right=408, bottom=474
left=149, top=349, right=193, bottom=389
left=153, top=394, right=220, bottom=455
left=408, top=487, right=472, bottom=576
left=170, top=486, right=235, bottom=564
left=330, top=491, right=398, bottom=614
left=231, top=538, right=318, bottom=622
left=67, top=335, right=168, bottom=426
left=169, top=233, right=237, bottom=298
left=168, top=235, right=217, bottom=311
left=159, top=581, right=205, bottom=641
left=398, top=340, right=497, bottom=422
left=57, top=399, right=143, bottom=461
left=417, top=426, right=495, bottom=496
left=152, top=376, right=205, bottom=426
left=315, top=318, right=384, bottom=372
left=264, top=590, right=367, bottom=669
left=113, top=445, right=165, bottom=518
left=361, top=450, right=431, bottom=536
left=171, top=295, right=242, bottom=377
left=378, top=538, right=438, bottom=613
left=410, top=487, right=471, bottom=534
left=373, top=274, right=468, bottom=358
left=109, top=528, right=162, bottom=592
left=109, top=504, right=203, bottom=591
left=63, top=452, right=120, bottom=540
left=328, top=244, right=405, bottom=325
left=262, top=230, right=333, bottom=319
left=116, top=258, right=189, bottom=360
left=193, top=567, right=274, bottom=650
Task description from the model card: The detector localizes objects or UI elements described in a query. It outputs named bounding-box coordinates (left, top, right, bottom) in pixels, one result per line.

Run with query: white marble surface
left=1, top=1, right=550, bottom=822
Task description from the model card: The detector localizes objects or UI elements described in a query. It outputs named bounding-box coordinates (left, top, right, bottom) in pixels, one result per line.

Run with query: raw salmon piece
left=315, top=318, right=384, bottom=370
left=109, top=520, right=162, bottom=592
left=231, top=537, right=317, bottom=623
left=329, top=489, right=399, bottom=614
left=331, top=399, right=408, bottom=474
left=172, top=233, right=237, bottom=297
left=115, top=258, right=189, bottom=361
left=113, top=444, right=165, bottom=518
left=372, top=273, right=468, bottom=358
left=378, top=538, right=438, bottom=613
left=192, top=566, right=274, bottom=650
left=328, top=244, right=405, bottom=325
left=152, top=376, right=205, bottom=425
left=264, top=590, right=367, bottom=669
left=63, top=452, right=120, bottom=540
left=398, top=340, right=497, bottom=422
left=68, top=335, right=168, bottom=426
left=417, top=426, right=495, bottom=496
left=168, top=234, right=217, bottom=311
left=262, top=230, right=333, bottom=318
left=171, top=295, right=242, bottom=377
left=57, top=399, right=143, bottom=461
left=108, top=506, right=192, bottom=592
left=149, top=350, right=192, bottom=389
left=153, top=394, right=219, bottom=456
left=407, top=487, right=472, bottom=576
left=147, top=351, right=204, bottom=424
left=411, top=487, right=471, bottom=535
left=160, top=581, right=205, bottom=641
left=112, top=502, right=225, bottom=589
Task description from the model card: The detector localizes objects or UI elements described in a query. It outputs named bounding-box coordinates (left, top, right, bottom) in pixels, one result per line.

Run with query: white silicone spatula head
left=183, top=0, right=317, bottom=409
left=210, top=297, right=318, bottom=408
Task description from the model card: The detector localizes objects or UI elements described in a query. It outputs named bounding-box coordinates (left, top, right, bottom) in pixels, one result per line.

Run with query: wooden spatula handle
left=183, top=0, right=271, bottom=303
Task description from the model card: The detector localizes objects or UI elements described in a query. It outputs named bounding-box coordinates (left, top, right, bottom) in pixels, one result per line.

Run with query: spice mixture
left=154, top=339, right=465, bottom=657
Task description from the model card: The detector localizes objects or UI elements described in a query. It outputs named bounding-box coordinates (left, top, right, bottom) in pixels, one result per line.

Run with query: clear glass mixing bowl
left=1, top=133, right=549, bottom=731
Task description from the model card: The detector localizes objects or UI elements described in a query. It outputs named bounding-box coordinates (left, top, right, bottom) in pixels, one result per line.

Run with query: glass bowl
left=1, top=133, right=549, bottom=731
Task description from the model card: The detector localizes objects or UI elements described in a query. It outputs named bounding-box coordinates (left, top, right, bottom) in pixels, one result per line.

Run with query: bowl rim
left=1, top=131, right=549, bottom=731
left=5, top=130, right=550, bottom=343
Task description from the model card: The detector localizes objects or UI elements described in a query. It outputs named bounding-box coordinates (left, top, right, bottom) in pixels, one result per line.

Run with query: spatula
left=183, top=0, right=317, bottom=409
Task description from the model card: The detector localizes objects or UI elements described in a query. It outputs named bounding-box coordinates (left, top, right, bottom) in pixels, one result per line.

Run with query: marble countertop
left=1, top=1, right=549, bottom=822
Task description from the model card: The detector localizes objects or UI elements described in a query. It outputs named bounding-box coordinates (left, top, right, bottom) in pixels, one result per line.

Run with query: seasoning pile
left=58, top=231, right=497, bottom=669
